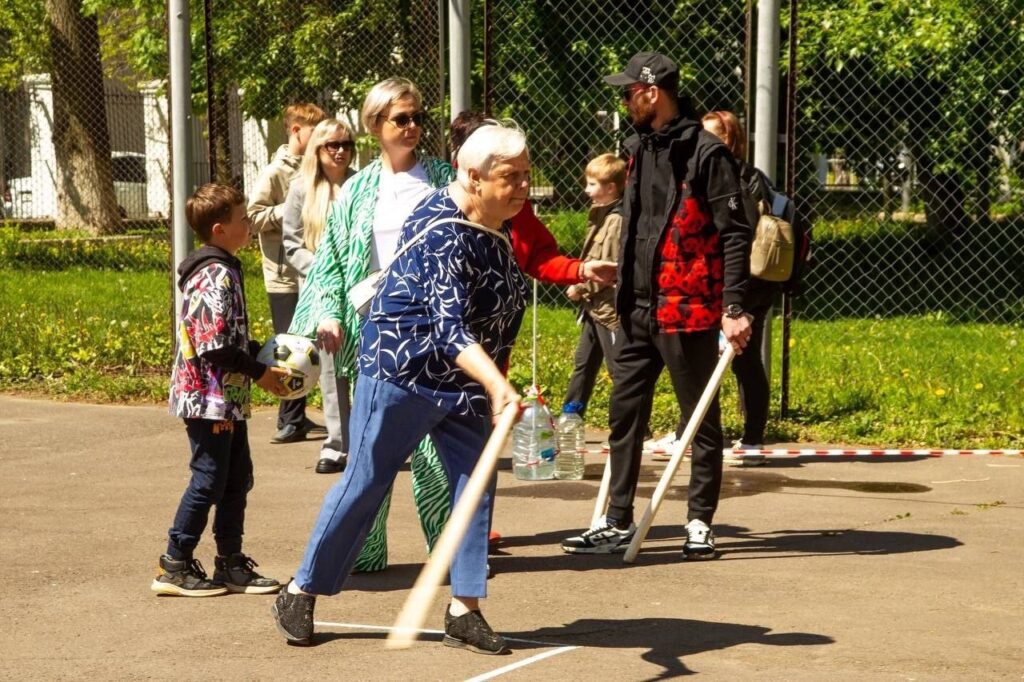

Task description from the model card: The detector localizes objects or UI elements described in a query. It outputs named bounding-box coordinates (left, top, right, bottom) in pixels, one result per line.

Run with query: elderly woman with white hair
left=273, top=123, right=530, bottom=655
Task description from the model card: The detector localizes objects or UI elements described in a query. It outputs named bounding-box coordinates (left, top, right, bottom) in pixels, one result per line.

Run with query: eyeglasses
left=383, top=111, right=426, bottom=129
left=323, top=140, right=355, bottom=153
left=621, top=85, right=647, bottom=103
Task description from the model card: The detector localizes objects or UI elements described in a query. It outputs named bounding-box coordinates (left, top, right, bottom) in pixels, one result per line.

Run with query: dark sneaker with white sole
left=443, top=608, right=510, bottom=655
left=682, top=519, right=718, bottom=560
left=213, top=553, right=281, bottom=594
left=151, top=555, right=227, bottom=597
left=271, top=585, right=316, bottom=645
left=561, top=519, right=637, bottom=554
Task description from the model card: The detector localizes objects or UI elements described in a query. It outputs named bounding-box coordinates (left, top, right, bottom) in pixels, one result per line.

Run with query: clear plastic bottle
left=555, top=401, right=586, bottom=480
left=512, top=387, right=557, bottom=480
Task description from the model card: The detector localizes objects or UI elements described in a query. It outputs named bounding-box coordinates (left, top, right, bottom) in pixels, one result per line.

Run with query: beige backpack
left=749, top=200, right=796, bottom=282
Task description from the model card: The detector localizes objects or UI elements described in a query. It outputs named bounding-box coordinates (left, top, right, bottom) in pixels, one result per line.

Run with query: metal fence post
left=448, top=0, right=470, bottom=121
left=753, top=0, right=781, bottom=398
left=169, top=0, right=193, bottom=320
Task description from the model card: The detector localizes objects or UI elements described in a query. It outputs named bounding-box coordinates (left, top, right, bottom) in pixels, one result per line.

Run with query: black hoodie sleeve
left=703, top=150, right=754, bottom=308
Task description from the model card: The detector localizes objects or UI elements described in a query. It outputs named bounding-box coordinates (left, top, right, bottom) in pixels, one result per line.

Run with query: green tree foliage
left=796, top=0, right=1024, bottom=225
left=484, top=0, right=748, bottom=206
left=0, top=0, right=47, bottom=89
left=87, top=0, right=443, bottom=132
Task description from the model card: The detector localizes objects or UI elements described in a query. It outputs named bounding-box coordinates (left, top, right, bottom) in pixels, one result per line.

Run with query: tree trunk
left=908, top=136, right=967, bottom=249
left=46, top=0, right=121, bottom=234
left=208, top=83, right=234, bottom=185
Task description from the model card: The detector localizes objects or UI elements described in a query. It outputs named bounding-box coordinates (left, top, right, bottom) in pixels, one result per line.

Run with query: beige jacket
left=247, top=145, right=301, bottom=293
left=570, top=199, right=623, bottom=330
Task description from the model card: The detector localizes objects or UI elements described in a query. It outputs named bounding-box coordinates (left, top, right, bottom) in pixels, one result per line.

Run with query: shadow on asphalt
left=310, top=617, right=834, bottom=678
left=343, top=526, right=961, bottom=593
left=505, top=617, right=834, bottom=678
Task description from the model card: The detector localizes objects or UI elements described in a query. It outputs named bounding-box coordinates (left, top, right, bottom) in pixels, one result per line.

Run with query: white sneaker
left=682, top=519, right=717, bottom=560
left=646, top=434, right=681, bottom=461
left=561, top=519, right=637, bottom=554
left=729, top=440, right=766, bottom=467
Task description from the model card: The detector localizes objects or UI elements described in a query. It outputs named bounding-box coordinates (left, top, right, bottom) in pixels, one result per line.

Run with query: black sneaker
left=682, top=519, right=718, bottom=560
left=151, top=555, right=228, bottom=597
left=302, top=418, right=328, bottom=437
left=271, top=585, right=316, bottom=645
left=270, top=424, right=306, bottom=444
left=561, top=519, right=637, bottom=554
left=213, top=553, right=281, bottom=594
left=443, top=608, right=510, bottom=655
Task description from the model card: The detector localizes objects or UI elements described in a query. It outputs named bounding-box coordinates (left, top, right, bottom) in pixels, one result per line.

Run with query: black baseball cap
left=603, top=51, right=679, bottom=90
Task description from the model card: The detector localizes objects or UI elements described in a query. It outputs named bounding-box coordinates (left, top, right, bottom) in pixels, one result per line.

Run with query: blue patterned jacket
left=358, top=187, right=528, bottom=416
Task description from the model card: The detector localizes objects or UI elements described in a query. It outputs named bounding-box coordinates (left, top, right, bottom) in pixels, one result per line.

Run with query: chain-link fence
left=795, top=0, right=1024, bottom=323
left=0, top=0, right=446, bottom=393
left=485, top=0, right=750, bottom=308
left=2, top=0, right=1021, bottom=445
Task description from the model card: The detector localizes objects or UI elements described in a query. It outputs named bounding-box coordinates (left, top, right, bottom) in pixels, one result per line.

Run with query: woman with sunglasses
left=289, top=77, right=455, bottom=574
left=282, top=118, right=357, bottom=476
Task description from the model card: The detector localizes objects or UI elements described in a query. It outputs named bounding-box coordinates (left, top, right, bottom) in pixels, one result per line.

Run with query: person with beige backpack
left=703, top=110, right=797, bottom=463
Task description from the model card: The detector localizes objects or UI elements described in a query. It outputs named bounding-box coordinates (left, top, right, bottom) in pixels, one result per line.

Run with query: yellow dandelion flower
left=934, top=388, right=946, bottom=397
left=1002, top=367, right=1010, bottom=373
left=788, top=338, right=796, bottom=348
left=974, top=383, right=984, bottom=390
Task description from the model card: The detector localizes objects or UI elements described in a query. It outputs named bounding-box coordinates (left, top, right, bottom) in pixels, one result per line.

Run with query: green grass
left=1, top=235, right=1021, bottom=447
left=510, top=306, right=1023, bottom=448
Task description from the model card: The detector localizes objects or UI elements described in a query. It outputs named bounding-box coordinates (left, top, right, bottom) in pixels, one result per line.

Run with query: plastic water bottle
left=555, top=401, right=586, bottom=480
left=512, top=387, right=557, bottom=480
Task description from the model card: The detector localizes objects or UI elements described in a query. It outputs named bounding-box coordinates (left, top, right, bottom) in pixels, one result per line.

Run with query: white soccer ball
left=256, top=333, right=320, bottom=400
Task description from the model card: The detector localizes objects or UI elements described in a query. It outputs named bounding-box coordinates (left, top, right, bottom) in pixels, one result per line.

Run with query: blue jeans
left=167, top=419, right=253, bottom=559
left=295, top=376, right=494, bottom=598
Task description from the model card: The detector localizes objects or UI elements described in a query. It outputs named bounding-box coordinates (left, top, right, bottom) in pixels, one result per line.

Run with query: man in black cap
left=562, top=51, right=754, bottom=560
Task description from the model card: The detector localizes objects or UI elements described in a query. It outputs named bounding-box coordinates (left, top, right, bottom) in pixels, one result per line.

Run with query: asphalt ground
left=1, top=395, right=1022, bottom=680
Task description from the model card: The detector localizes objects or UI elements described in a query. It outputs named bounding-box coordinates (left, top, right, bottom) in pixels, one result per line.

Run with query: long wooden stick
left=386, top=403, right=520, bottom=649
left=623, top=344, right=735, bottom=564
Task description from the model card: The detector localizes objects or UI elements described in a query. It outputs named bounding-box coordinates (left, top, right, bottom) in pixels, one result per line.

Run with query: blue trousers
left=295, top=376, right=494, bottom=598
left=167, top=419, right=253, bottom=559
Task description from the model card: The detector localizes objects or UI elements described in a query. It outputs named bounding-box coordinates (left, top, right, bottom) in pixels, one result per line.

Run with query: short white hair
left=456, top=122, right=528, bottom=186
left=360, top=77, right=422, bottom=132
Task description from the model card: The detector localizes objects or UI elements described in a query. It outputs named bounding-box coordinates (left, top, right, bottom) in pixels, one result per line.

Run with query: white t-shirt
left=370, top=162, right=433, bottom=270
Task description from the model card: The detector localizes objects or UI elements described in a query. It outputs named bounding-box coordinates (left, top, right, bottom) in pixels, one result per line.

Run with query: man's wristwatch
left=724, top=303, right=745, bottom=319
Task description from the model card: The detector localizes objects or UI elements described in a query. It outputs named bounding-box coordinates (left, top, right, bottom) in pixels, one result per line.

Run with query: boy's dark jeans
left=167, top=419, right=253, bottom=560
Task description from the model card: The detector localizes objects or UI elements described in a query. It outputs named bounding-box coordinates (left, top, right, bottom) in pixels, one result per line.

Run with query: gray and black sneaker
left=213, top=553, right=281, bottom=594
left=271, top=584, right=316, bottom=645
left=151, top=555, right=228, bottom=597
left=682, top=519, right=718, bottom=560
left=443, top=607, right=510, bottom=655
left=561, top=519, right=637, bottom=554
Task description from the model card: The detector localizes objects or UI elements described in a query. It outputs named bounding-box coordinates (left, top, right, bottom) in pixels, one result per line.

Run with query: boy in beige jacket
left=562, top=153, right=626, bottom=417
left=247, top=103, right=326, bottom=444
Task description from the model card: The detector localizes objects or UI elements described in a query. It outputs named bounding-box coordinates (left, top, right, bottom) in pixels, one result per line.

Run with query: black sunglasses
left=383, top=111, right=426, bottom=129
left=323, top=140, right=355, bottom=153
left=621, top=85, right=647, bottom=102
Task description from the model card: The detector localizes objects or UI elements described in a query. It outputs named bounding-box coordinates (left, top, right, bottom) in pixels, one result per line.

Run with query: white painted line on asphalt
left=463, top=646, right=580, bottom=682
left=314, top=620, right=567, bottom=647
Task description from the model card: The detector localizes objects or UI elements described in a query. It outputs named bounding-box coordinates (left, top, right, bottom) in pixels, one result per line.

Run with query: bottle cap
left=563, top=401, right=584, bottom=414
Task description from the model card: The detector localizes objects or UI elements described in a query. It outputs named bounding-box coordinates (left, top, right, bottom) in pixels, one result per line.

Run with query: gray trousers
left=317, top=348, right=351, bottom=462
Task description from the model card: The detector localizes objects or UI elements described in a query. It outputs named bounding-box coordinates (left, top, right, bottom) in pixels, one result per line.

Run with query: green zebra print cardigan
left=289, top=155, right=455, bottom=378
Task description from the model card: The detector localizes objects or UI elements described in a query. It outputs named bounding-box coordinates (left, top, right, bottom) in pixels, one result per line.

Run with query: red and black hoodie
left=616, top=116, right=755, bottom=335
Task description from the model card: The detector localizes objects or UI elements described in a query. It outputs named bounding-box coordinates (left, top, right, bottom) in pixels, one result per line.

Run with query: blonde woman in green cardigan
left=289, top=78, right=453, bottom=572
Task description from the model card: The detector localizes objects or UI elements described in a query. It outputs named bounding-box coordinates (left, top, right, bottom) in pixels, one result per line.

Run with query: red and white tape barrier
left=597, top=446, right=1021, bottom=458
